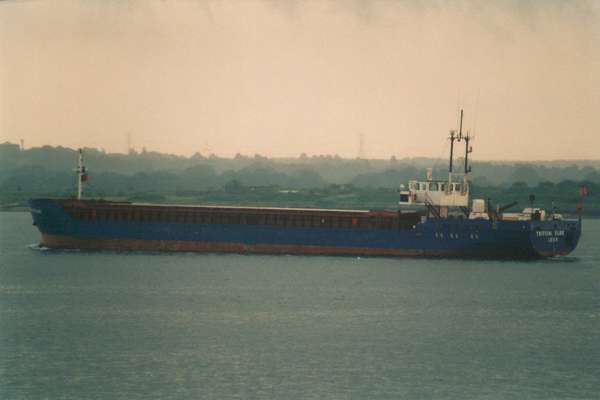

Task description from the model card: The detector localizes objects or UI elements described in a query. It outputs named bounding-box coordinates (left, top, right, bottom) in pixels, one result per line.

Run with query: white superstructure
left=400, top=179, right=469, bottom=207
left=399, top=109, right=474, bottom=216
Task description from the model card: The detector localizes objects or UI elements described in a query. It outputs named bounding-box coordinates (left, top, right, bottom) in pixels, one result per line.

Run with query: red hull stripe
left=41, top=234, right=434, bottom=257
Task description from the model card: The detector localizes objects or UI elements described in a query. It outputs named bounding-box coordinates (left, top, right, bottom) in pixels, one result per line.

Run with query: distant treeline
left=1, top=142, right=598, bottom=215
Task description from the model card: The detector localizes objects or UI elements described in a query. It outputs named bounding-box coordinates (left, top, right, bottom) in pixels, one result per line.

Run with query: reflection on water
left=2, top=212, right=599, bottom=399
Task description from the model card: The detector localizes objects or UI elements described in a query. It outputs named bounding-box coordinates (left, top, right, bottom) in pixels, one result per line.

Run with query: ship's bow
left=29, top=198, right=72, bottom=247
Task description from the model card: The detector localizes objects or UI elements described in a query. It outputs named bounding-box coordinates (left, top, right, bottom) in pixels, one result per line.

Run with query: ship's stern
left=529, top=218, right=581, bottom=257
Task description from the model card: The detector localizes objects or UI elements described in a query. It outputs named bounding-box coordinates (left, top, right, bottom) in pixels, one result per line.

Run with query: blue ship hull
left=29, top=199, right=581, bottom=259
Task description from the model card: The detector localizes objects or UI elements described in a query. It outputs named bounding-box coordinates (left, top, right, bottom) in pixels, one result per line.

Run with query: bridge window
left=454, top=183, right=461, bottom=192
left=430, top=182, right=439, bottom=191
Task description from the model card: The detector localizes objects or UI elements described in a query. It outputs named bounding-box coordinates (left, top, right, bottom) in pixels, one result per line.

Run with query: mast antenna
left=464, top=129, right=472, bottom=174
left=458, top=109, right=463, bottom=140
left=448, top=109, right=464, bottom=188
left=75, top=149, right=88, bottom=200
left=448, top=129, right=455, bottom=189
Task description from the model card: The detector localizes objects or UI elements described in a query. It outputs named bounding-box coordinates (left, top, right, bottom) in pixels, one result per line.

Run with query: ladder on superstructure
left=424, top=193, right=441, bottom=219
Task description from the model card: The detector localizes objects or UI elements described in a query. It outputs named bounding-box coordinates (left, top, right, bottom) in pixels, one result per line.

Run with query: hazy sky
left=1, top=0, right=598, bottom=160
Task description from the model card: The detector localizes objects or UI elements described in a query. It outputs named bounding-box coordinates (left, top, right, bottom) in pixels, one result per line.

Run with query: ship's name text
left=535, top=230, right=565, bottom=237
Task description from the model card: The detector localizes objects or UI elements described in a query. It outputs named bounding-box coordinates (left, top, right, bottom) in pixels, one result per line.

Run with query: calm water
left=1, top=212, right=599, bottom=399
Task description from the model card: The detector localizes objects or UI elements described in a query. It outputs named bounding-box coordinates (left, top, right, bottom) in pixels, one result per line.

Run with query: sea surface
left=0, top=212, right=599, bottom=399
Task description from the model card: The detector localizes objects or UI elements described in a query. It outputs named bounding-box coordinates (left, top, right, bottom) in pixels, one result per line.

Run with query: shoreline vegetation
left=1, top=142, right=598, bottom=216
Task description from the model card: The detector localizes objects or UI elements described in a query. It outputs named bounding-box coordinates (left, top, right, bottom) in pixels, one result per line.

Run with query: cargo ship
left=29, top=112, right=584, bottom=259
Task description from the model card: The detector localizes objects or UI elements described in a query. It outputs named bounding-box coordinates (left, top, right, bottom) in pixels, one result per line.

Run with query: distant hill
left=1, top=142, right=598, bottom=215
left=2, top=142, right=599, bottom=186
